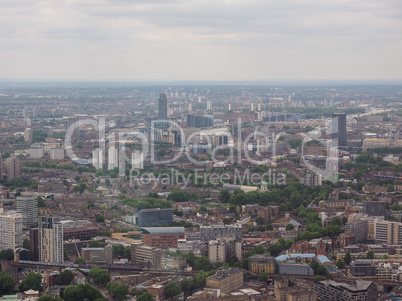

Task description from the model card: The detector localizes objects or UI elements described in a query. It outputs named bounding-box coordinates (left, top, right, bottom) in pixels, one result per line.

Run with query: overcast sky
left=1, top=0, right=401, bottom=81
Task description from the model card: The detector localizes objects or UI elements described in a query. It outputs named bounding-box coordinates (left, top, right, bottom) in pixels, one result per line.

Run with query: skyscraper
left=108, top=147, right=119, bottom=170
left=25, top=128, right=33, bottom=142
left=6, top=155, right=20, bottom=180
left=0, top=154, right=3, bottom=181
left=132, top=150, right=144, bottom=169
left=332, top=112, right=347, bottom=147
left=16, top=196, right=38, bottom=228
left=92, top=149, right=104, bottom=169
left=158, top=92, right=168, bottom=125
left=38, top=216, right=64, bottom=263
left=0, top=208, right=23, bottom=251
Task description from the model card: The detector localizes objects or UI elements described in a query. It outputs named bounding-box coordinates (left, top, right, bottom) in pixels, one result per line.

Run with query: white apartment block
left=0, top=208, right=23, bottom=251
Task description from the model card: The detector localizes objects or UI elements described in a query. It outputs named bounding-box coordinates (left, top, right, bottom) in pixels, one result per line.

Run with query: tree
left=266, top=224, right=274, bottom=231
left=167, top=189, right=188, bottom=202
left=0, top=271, right=16, bottom=295
left=38, top=295, right=60, bottom=301
left=344, top=252, right=352, bottom=265
left=137, top=292, right=154, bottom=301
left=100, top=230, right=112, bottom=237
left=269, top=243, right=283, bottom=257
left=88, top=267, right=110, bottom=285
left=0, top=249, right=14, bottom=260
left=124, top=246, right=131, bottom=259
left=166, top=280, right=181, bottom=299
left=63, top=283, right=103, bottom=301
left=194, top=257, right=213, bottom=271
left=258, top=272, right=269, bottom=282
left=336, top=258, right=345, bottom=269
left=314, top=276, right=324, bottom=283
left=37, top=196, right=46, bottom=208
left=96, top=215, right=105, bottom=223
left=108, top=283, right=129, bottom=301
left=19, top=272, right=42, bottom=291
left=218, top=189, right=230, bottom=203
left=316, top=265, right=328, bottom=276
left=223, top=218, right=232, bottom=225
left=58, top=270, right=74, bottom=285
left=285, top=223, right=294, bottom=231
left=74, top=257, right=86, bottom=265
left=229, top=204, right=237, bottom=213
left=181, top=278, right=194, bottom=295
left=366, top=250, right=375, bottom=259
left=256, top=217, right=265, bottom=225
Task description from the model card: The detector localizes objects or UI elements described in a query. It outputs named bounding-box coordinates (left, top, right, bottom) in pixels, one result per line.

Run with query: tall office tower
left=22, top=107, right=27, bottom=119
left=38, top=216, right=64, bottom=263
left=332, top=112, right=347, bottom=147
left=132, top=150, right=144, bottom=169
left=0, top=208, right=23, bottom=251
left=16, top=196, right=38, bottom=228
left=188, top=103, right=193, bottom=112
left=207, top=101, right=212, bottom=110
left=6, top=155, right=20, bottom=180
left=24, top=128, right=33, bottom=142
left=92, top=149, right=104, bottom=169
left=0, top=154, right=3, bottom=181
left=108, top=147, right=119, bottom=170
left=158, top=92, right=168, bottom=123
left=228, top=103, right=232, bottom=111
left=32, top=107, right=37, bottom=117
left=25, top=118, right=32, bottom=126
left=251, top=103, right=254, bottom=112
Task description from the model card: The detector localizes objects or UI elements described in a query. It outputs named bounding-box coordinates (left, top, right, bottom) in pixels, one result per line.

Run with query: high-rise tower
left=158, top=92, right=168, bottom=123
left=332, top=112, right=347, bottom=147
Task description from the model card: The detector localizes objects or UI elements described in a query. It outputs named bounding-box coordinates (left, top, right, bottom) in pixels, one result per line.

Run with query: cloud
left=0, top=0, right=401, bottom=80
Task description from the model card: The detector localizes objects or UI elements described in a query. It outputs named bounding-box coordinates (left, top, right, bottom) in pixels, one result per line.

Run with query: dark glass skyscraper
left=158, top=92, right=168, bottom=123
left=332, top=112, right=347, bottom=146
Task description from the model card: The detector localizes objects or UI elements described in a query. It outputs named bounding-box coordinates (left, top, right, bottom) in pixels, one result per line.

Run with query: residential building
left=81, top=245, right=113, bottom=265
left=248, top=254, right=276, bottom=274
left=200, top=224, right=242, bottom=242
left=108, top=146, right=119, bottom=170
left=6, top=155, right=20, bottom=180
left=345, top=219, right=368, bottom=243
left=138, top=208, right=174, bottom=227
left=0, top=208, right=23, bottom=251
left=205, top=268, right=243, bottom=295
left=314, top=280, right=377, bottom=301
left=29, top=228, right=39, bottom=261
left=25, top=128, right=33, bottom=142
left=92, top=149, right=104, bottom=169
left=374, top=221, right=402, bottom=244
left=363, top=201, right=386, bottom=217
left=29, top=144, right=44, bottom=159
left=0, top=154, right=3, bottom=181
left=142, top=227, right=184, bottom=248
left=160, top=255, right=186, bottom=270
left=50, top=148, right=65, bottom=160
left=16, top=196, right=38, bottom=228
left=275, top=280, right=318, bottom=301
left=349, top=261, right=376, bottom=278
left=38, top=216, right=64, bottom=263
left=132, top=150, right=144, bottom=169
left=130, top=243, right=166, bottom=267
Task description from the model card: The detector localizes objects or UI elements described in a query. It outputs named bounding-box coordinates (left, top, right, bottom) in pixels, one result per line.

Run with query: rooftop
left=141, top=227, right=184, bottom=235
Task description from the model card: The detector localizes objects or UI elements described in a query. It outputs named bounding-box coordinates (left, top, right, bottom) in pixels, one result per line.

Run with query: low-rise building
left=81, top=245, right=113, bottom=265
left=205, top=268, right=244, bottom=295
left=314, top=279, right=377, bottom=301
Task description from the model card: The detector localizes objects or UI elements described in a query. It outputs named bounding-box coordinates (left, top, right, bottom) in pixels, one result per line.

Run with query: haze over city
left=1, top=0, right=402, bottom=81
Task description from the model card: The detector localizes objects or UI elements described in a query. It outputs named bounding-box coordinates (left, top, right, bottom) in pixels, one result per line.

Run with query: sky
left=0, top=0, right=401, bottom=81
